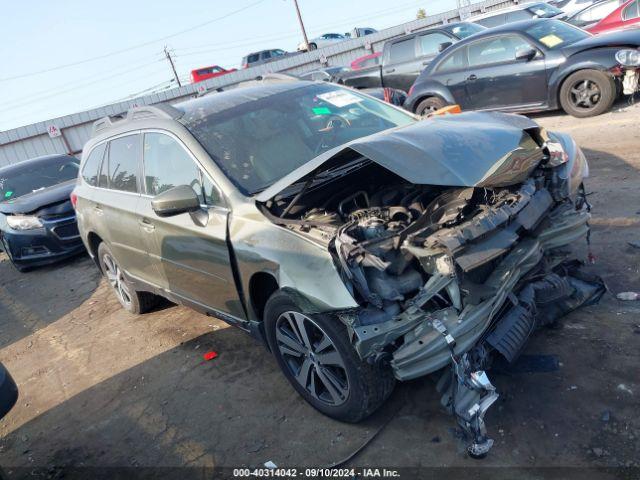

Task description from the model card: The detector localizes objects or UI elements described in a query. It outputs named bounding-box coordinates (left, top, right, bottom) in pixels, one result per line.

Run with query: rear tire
left=415, top=96, right=448, bottom=116
left=97, top=242, right=157, bottom=314
left=559, top=69, right=616, bottom=118
left=264, top=291, right=395, bottom=423
left=308, top=43, right=317, bottom=51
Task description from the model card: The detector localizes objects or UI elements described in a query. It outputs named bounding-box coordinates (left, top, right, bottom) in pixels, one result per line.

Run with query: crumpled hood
left=0, top=180, right=75, bottom=215
left=562, top=30, right=640, bottom=56
left=256, top=111, right=544, bottom=202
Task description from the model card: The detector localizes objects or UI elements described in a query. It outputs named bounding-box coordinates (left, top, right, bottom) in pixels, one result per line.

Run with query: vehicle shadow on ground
left=0, top=325, right=421, bottom=472
left=0, top=253, right=100, bottom=349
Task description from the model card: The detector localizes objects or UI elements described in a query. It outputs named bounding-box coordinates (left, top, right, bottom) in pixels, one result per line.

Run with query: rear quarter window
left=388, top=38, right=416, bottom=64
left=436, top=47, right=468, bottom=72
left=81, top=143, right=106, bottom=187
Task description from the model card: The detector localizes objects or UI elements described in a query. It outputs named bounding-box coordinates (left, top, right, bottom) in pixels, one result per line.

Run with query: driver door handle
left=93, top=204, right=103, bottom=216
left=139, top=218, right=155, bottom=232
left=385, top=68, right=396, bottom=73
left=467, top=74, right=478, bottom=82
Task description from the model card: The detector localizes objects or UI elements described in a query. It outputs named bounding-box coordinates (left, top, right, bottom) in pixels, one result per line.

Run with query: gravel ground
left=0, top=101, right=639, bottom=477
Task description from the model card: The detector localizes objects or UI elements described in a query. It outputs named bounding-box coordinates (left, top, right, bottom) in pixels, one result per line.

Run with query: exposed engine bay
left=260, top=121, right=605, bottom=457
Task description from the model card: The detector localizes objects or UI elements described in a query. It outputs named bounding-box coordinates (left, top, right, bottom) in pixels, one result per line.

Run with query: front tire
left=415, top=96, right=448, bottom=116
left=264, top=291, right=395, bottom=423
left=97, top=242, right=157, bottom=314
left=559, top=69, right=616, bottom=118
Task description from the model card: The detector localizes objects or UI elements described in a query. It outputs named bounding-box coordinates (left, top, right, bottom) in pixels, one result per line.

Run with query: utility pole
left=292, top=0, right=310, bottom=51
left=164, top=46, right=182, bottom=87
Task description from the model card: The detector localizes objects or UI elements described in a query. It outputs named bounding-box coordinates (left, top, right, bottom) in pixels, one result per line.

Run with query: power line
left=174, top=0, right=426, bottom=55
left=0, top=0, right=267, bottom=83
left=0, top=59, right=164, bottom=110
left=0, top=64, right=169, bottom=115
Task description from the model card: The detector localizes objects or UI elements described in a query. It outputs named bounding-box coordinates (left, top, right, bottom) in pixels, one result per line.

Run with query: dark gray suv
left=74, top=80, right=603, bottom=457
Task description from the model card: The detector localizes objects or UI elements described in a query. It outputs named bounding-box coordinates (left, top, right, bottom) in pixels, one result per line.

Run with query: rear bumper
left=1, top=215, right=85, bottom=268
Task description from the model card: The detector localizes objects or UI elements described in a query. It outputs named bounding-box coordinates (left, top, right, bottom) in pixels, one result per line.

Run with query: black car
left=337, top=22, right=486, bottom=92
left=405, top=19, right=640, bottom=117
left=0, top=363, right=18, bottom=420
left=0, top=154, right=84, bottom=271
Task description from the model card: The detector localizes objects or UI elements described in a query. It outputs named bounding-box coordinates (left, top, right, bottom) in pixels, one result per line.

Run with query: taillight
left=70, top=191, right=78, bottom=209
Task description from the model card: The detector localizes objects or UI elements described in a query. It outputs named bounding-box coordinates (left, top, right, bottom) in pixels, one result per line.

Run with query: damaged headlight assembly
left=615, top=49, right=640, bottom=66
left=6, top=215, right=44, bottom=231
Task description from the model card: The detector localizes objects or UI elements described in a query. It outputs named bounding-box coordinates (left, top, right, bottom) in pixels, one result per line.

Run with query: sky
left=0, top=0, right=456, bottom=132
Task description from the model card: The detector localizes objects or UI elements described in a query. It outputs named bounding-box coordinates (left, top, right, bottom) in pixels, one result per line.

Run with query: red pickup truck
left=190, top=65, right=237, bottom=83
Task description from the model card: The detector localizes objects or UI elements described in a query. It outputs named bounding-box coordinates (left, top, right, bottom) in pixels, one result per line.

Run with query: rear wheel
left=415, top=96, right=448, bottom=116
left=308, top=43, right=317, bottom=51
left=97, top=242, right=157, bottom=314
left=264, top=291, right=395, bottom=422
left=559, top=70, right=616, bottom=118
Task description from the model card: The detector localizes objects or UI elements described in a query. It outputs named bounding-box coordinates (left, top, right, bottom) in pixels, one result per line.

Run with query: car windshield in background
left=0, top=157, right=79, bottom=202
left=526, top=20, right=590, bottom=49
left=183, top=84, right=416, bottom=196
left=445, top=23, right=486, bottom=38
left=526, top=2, right=564, bottom=17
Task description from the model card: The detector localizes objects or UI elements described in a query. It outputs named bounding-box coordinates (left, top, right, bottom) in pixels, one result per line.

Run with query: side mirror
left=151, top=185, right=200, bottom=217
left=438, top=42, right=453, bottom=53
left=516, top=48, right=537, bottom=62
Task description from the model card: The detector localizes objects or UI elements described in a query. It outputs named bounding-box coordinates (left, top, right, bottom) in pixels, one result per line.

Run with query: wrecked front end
left=260, top=112, right=605, bottom=457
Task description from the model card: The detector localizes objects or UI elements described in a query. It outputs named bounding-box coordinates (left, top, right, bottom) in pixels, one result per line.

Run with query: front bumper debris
left=346, top=186, right=605, bottom=457
left=623, top=68, right=639, bottom=95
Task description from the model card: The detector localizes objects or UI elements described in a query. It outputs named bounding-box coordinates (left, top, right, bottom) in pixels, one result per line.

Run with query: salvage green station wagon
left=74, top=80, right=604, bottom=457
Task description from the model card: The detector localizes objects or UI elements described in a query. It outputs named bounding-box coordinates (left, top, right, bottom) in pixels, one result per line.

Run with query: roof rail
left=91, top=104, right=184, bottom=137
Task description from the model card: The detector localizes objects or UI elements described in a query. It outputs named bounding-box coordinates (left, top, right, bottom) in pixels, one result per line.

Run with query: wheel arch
left=248, top=271, right=279, bottom=321
left=86, top=231, right=104, bottom=268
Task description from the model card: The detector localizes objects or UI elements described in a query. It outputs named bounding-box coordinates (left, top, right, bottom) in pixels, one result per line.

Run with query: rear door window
left=418, top=32, right=454, bottom=57
left=82, top=143, right=106, bottom=187
left=388, top=38, right=417, bottom=64
left=107, top=134, right=140, bottom=193
left=507, top=9, right=532, bottom=21
left=476, top=13, right=507, bottom=27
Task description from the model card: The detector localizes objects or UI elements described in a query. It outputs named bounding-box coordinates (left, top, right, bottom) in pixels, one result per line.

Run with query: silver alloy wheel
left=570, top=79, right=601, bottom=110
left=102, top=253, right=132, bottom=307
left=275, top=311, right=349, bottom=406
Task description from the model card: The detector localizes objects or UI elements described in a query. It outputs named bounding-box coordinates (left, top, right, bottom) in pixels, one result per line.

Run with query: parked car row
left=405, top=19, right=640, bottom=117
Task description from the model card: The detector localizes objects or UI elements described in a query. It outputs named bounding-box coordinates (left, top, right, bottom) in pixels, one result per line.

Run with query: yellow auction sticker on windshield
left=539, top=34, right=563, bottom=48
left=317, top=90, right=362, bottom=108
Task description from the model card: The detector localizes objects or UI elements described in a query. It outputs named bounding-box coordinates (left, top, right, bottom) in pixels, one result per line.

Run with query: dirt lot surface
left=1, top=101, right=639, bottom=478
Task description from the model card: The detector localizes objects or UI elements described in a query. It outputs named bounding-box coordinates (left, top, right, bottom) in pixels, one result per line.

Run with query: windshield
left=525, top=19, right=590, bottom=48
left=183, top=84, right=416, bottom=196
left=445, top=22, right=486, bottom=39
left=526, top=2, right=564, bottom=17
left=0, top=156, right=79, bottom=202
